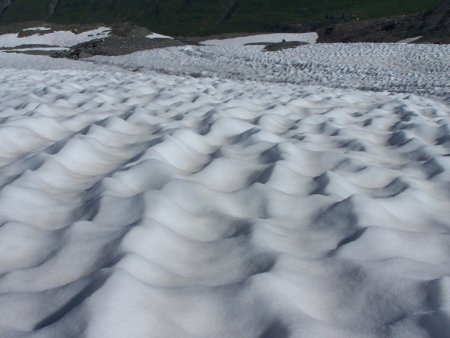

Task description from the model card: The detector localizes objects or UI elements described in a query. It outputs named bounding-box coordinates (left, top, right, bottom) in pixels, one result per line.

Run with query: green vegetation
left=0, top=0, right=443, bottom=35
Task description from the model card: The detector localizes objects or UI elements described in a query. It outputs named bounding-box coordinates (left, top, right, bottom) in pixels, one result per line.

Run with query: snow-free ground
left=0, top=39, right=450, bottom=338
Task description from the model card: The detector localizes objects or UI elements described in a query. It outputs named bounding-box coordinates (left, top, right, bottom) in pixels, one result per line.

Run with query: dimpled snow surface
left=0, top=45, right=450, bottom=338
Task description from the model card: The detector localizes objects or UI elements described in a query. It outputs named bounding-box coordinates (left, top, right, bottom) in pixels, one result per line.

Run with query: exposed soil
left=263, top=41, right=309, bottom=51
left=243, top=40, right=310, bottom=51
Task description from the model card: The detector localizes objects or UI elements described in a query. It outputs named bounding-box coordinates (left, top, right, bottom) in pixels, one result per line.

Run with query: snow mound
left=146, top=32, right=174, bottom=40
left=0, top=53, right=450, bottom=337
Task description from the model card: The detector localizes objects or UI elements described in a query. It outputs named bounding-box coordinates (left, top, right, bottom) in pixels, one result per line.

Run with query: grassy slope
left=0, top=0, right=442, bottom=35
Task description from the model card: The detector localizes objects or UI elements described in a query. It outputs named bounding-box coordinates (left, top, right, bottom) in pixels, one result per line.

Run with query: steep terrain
left=318, top=0, right=450, bottom=44
left=0, top=0, right=443, bottom=36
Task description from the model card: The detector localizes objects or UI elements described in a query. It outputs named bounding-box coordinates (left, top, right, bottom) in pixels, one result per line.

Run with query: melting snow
left=23, top=27, right=52, bottom=32
left=0, top=38, right=449, bottom=337
left=0, top=27, right=111, bottom=48
left=146, top=32, right=174, bottom=40
left=398, top=36, right=423, bottom=43
left=202, top=32, right=318, bottom=46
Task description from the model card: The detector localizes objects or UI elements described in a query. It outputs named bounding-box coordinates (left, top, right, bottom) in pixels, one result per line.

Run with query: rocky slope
left=0, top=0, right=442, bottom=36
left=317, top=1, right=450, bottom=44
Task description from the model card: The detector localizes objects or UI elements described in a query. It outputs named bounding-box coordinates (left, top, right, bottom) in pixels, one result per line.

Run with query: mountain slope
left=316, top=0, right=450, bottom=43
left=0, top=0, right=443, bottom=35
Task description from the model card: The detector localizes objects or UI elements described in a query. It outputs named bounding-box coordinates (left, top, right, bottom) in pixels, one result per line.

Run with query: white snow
left=0, top=38, right=450, bottom=337
left=92, top=43, right=450, bottom=98
left=0, top=52, right=125, bottom=72
left=7, top=47, right=69, bottom=52
left=0, top=27, right=111, bottom=48
left=398, top=36, right=423, bottom=43
left=23, top=27, right=52, bottom=32
left=146, top=32, right=174, bottom=40
left=202, top=32, right=318, bottom=46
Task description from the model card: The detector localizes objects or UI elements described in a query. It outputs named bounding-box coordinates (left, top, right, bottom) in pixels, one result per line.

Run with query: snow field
left=0, top=27, right=111, bottom=48
left=0, top=58, right=449, bottom=337
left=92, top=43, right=450, bottom=98
left=201, top=32, right=318, bottom=46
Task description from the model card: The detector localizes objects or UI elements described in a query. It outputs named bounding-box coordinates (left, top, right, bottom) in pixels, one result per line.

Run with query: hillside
left=0, top=0, right=443, bottom=36
left=317, top=0, right=450, bottom=44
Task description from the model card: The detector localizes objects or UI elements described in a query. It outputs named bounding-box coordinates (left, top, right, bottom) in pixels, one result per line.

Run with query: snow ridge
left=0, top=64, right=450, bottom=337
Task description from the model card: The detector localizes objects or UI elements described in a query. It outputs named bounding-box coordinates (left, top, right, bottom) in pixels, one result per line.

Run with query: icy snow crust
left=92, top=43, right=450, bottom=98
left=0, top=44, right=450, bottom=338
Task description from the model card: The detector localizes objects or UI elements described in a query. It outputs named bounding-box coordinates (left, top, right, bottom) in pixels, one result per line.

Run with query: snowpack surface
left=201, top=32, right=318, bottom=46
left=146, top=33, right=174, bottom=40
left=92, top=43, right=450, bottom=98
left=0, top=27, right=111, bottom=48
left=0, top=40, right=450, bottom=338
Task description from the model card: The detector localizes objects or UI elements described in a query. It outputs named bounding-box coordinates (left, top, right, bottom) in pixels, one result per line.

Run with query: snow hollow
left=0, top=37, right=449, bottom=338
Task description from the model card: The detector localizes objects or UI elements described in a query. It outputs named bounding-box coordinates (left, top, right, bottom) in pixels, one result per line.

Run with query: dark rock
left=51, top=22, right=186, bottom=59
left=317, top=1, right=450, bottom=44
